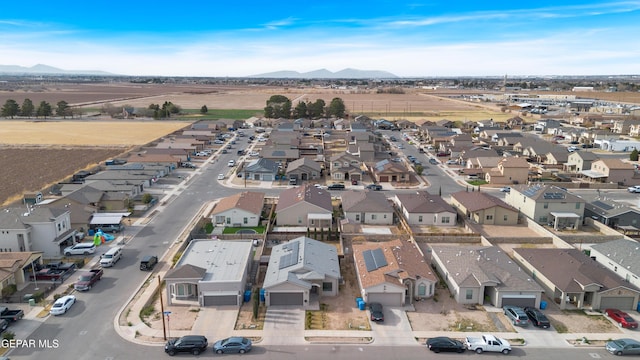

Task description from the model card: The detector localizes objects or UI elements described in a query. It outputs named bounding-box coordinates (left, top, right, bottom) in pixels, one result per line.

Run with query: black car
left=426, top=336, right=466, bottom=353
left=140, top=255, right=158, bottom=271
left=369, top=302, right=384, bottom=322
left=327, top=183, right=345, bottom=190
left=165, top=335, right=208, bottom=356
left=524, top=307, right=551, bottom=328
left=365, top=184, right=383, bottom=191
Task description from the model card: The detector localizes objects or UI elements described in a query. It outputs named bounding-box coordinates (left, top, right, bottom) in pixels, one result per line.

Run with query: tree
left=1, top=99, right=20, bottom=118
left=308, top=99, right=326, bottom=119
left=631, top=149, right=639, bottom=161
left=200, top=105, right=208, bottom=114
left=21, top=98, right=34, bottom=117
left=36, top=101, right=52, bottom=118
left=327, top=97, right=346, bottom=118
left=264, top=95, right=291, bottom=119
left=293, top=101, right=308, bottom=119
left=56, top=101, right=72, bottom=118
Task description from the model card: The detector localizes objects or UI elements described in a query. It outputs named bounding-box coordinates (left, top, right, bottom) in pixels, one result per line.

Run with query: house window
left=226, top=218, right=231, bottom=224
left=486, top=215, right=493, bottom=220
left=383, top=214, right=387, bottom=219
left=297, top=216, right=302, bottom=224
left=418, top=215, right=423, bottom=223
left=355, top=214, right=360, bottom=221
left=371, top=214, right=377, bottom=220
left=243, top=217, right=248, bottom=224
left=466, top=289, right=473, bottom=300
left=543, top=202, right=548, bottom=209
left=418, top=283, right=427, bottom=296
left=575, top=203, right=581, bottom=209
left=322, top=282, right=332, bottom=292
left=504, top=215, right=508, bottom=221
left=539, top=216, right=548, bottom=223
left=442, top=216, right=450, bottom=224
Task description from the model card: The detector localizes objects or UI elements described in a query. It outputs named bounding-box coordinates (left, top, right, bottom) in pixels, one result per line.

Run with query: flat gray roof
left=176, top=240, right=253, bottom=282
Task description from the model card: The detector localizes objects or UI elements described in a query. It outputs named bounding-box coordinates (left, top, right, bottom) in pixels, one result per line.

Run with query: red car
left=605, top=308, right=638, bottom=329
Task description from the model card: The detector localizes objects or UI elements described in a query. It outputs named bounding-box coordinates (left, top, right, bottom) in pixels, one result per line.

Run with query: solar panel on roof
left=363, top=248, right=388, bottom=272
left=278, top=241, right=300, bottom=269
left=592, top=200, right=614, bottom=210
left=372, top=248, right=387, bottom=268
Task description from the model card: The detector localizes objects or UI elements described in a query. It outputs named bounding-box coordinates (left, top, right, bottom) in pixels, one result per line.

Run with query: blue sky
left=1, top=1, right=639, bottom=77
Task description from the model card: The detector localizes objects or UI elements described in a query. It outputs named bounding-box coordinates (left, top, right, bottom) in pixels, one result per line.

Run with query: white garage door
left=367, top=293, right=402, bottom=307
left=600, top=296, right=635, bottom=310
left=263, top=174, right=273, bottom=181
left=270, top=292, right=303, bottom=306
left=501, top=295, right=536, bottom=308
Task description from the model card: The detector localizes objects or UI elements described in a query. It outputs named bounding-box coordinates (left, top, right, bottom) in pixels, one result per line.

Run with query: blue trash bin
left=259, top=289, right=266, bottom=302
left=358, top=300, right=366, bottom=310
left=540, top=301, right=547, bottom=310
left=356, top=297, right=363, bottom=306
left=244, top=290, right=251, bottom=303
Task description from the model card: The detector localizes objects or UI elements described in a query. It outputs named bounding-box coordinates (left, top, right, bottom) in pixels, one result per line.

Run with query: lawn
left=222, top=226, right=266, bottom=234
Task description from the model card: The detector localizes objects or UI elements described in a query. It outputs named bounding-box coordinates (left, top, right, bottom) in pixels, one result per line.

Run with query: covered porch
left=549, top=212, right=581, bottom=230
left=307, top=213, right=332, bottom=229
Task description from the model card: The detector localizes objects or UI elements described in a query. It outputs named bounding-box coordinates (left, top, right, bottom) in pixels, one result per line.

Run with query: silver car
left=606, top=338, right=640, bottom=355
left=503, top=305, right=529, bottom=327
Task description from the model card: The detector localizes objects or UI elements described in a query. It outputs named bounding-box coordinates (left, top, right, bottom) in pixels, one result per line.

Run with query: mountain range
left=0, top=64, right=114, bottom=76
left=248, top=68, right=398, bottom=79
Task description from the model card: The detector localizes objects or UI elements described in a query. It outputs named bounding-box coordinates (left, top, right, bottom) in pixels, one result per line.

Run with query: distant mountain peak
left=0, top=63, right=114, bottom=76
left=248, top=68, right=398, bottom=79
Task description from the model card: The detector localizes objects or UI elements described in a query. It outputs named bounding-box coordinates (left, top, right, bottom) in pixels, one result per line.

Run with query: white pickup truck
left=464, top=334, right=511, bottom=354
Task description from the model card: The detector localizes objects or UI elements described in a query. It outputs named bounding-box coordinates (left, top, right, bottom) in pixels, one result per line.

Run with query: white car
left=50, top=295, right=76, bottom=316
left=499, top=187, right=511, bottom=193
left=628, top=185, right=640, bottom=193
left=217, top=173, right=225, bottom=180
left=446, top=160, right=458, bottom=165
left=249, top=152, right=259, bottom=157
left=227, top=160, right=235, bottom=167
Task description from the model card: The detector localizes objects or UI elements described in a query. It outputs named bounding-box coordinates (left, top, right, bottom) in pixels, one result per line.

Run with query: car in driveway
left=50, top=295, right=76, bottom=316
left=503, top=305, right=529, bottom=326
left=426, top=336, right=466, bottom=353
left=499, top=186, right=511, bottom=193
left=63, top=242, right=96, bottom=256
left=628, top=185, right=640, bottom=193
left=213, top=337, right=252, bottom=354
left=606, top=338, right=640, bottom=355
left=164, top=335, right=208, bottom=356
left=605, top=308, right=638, bottom=329
left=524, top=307, right=550, bottom=328
left=369, top=302, right=384, bottom=322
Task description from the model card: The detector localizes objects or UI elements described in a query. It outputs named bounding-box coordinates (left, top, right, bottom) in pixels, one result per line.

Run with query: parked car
left=465, top=334, right=511, bottom=354
left=63, top=242, right=96, bottom=256
left=499, top=187, right=511, bottom=193
left=605, top=308, right=639, bottom=329
left=627, top=185, right=640, bottom=193
left=369, top=302, right=384, bottom=322
left=227, top=160, right=236, bottom=167
left=164, top=335, right=208, bottom=356
left=503, top=305, right=529, bottom=326
left=140, top=255, right=158, bottom=271
left=217, top=173, right=225, bottom=180
left=606, top=338, right=640, bottom=356
left=524, top=307, right=550, bottom=328
left=327, top=183, right=345, bottom=190
left=446, top=159, right=458, bottom=165
left=351, top=179, right=358, bottom=185
left=50, top=295, right=76, bottom=316
left=213, top=337, right=252, bottom=354
left=429, top=158, right=438, bottom=165
left=365, top=184, right=382, bottom=191
left=426, top=336, right=466, bottom=353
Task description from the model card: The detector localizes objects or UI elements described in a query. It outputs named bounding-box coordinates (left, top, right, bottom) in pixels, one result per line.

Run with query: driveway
left=370, top=307, right=416, bottom=346
left=262, top=307, right=306, bottom=345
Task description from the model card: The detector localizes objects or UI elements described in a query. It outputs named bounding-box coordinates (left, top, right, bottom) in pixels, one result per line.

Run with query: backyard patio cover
left=549, top=212, right=581, bottom=230
left=579, top=170, right=607, bottom=178
left=90, top=212, right=131, bottom=225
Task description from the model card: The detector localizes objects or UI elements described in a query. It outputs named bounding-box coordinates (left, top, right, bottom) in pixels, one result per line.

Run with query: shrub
left=53, top=293, right=63, bottom=301
left=1, top=284, right=17, bottom=299
left=2, top=331, right=15, bottom=340
left=140, top=304, right=155, bottom=319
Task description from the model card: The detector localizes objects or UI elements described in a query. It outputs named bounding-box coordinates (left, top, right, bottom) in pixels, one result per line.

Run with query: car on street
left=499, top=187, right=511, bottom=192
left=50, top=295, right=76, bottom=316
left=213, top=337, right=252, bottom=354
left=227, top=160, right=235, bottom=167
left=503, top=305, right=529, bottom=326
left=217, top=173, right=225, bottom=180
left=139, top=255, right=158, bottom=271
left=164, top=335, right=208, bottom=356
left=327, top=183, right=345, bottom=190
left=524, top=307, right=550, bottom=328
left=627, top=185, right=640, bottom=193
left=605, top=308, right=639, bottom=329
left=249, top=151, right=259, bottom=157
left=365, top=184, right=382, bottom=191
left=606, top=338, right=640, bottom=356
left=369, top=302, right=384, bottom=322
left=429, top=158, right=438, bottom=165
left=391, top=158, right=402, bottom=162
left=426, top=336, right=466, bottom=353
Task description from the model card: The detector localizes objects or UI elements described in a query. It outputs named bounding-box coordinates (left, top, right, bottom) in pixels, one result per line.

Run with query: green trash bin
left=28, top=298, right=36, bottom=306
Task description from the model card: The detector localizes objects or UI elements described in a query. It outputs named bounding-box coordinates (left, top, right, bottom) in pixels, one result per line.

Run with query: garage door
left=203, top=295, right=238, bottom=306
left=501, top=295, right=536, bottom=308
left=367, top=292, right=402, bottom=307
left=600, top=296, right=635, bottom=310
left=263, top=174, right=273, bottom=181
left=270, top=292, right=303, bottom=306
left=379, top=176, right=389, bottom=182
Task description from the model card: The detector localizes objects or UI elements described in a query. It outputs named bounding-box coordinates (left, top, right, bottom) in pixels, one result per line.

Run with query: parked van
left=100, top=246, right=123, bottom=267
left=64, top=242, right=97, bottom=256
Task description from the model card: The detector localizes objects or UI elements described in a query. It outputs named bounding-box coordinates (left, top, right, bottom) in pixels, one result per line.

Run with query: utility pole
left=158, top=276, right=167, bottom=340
